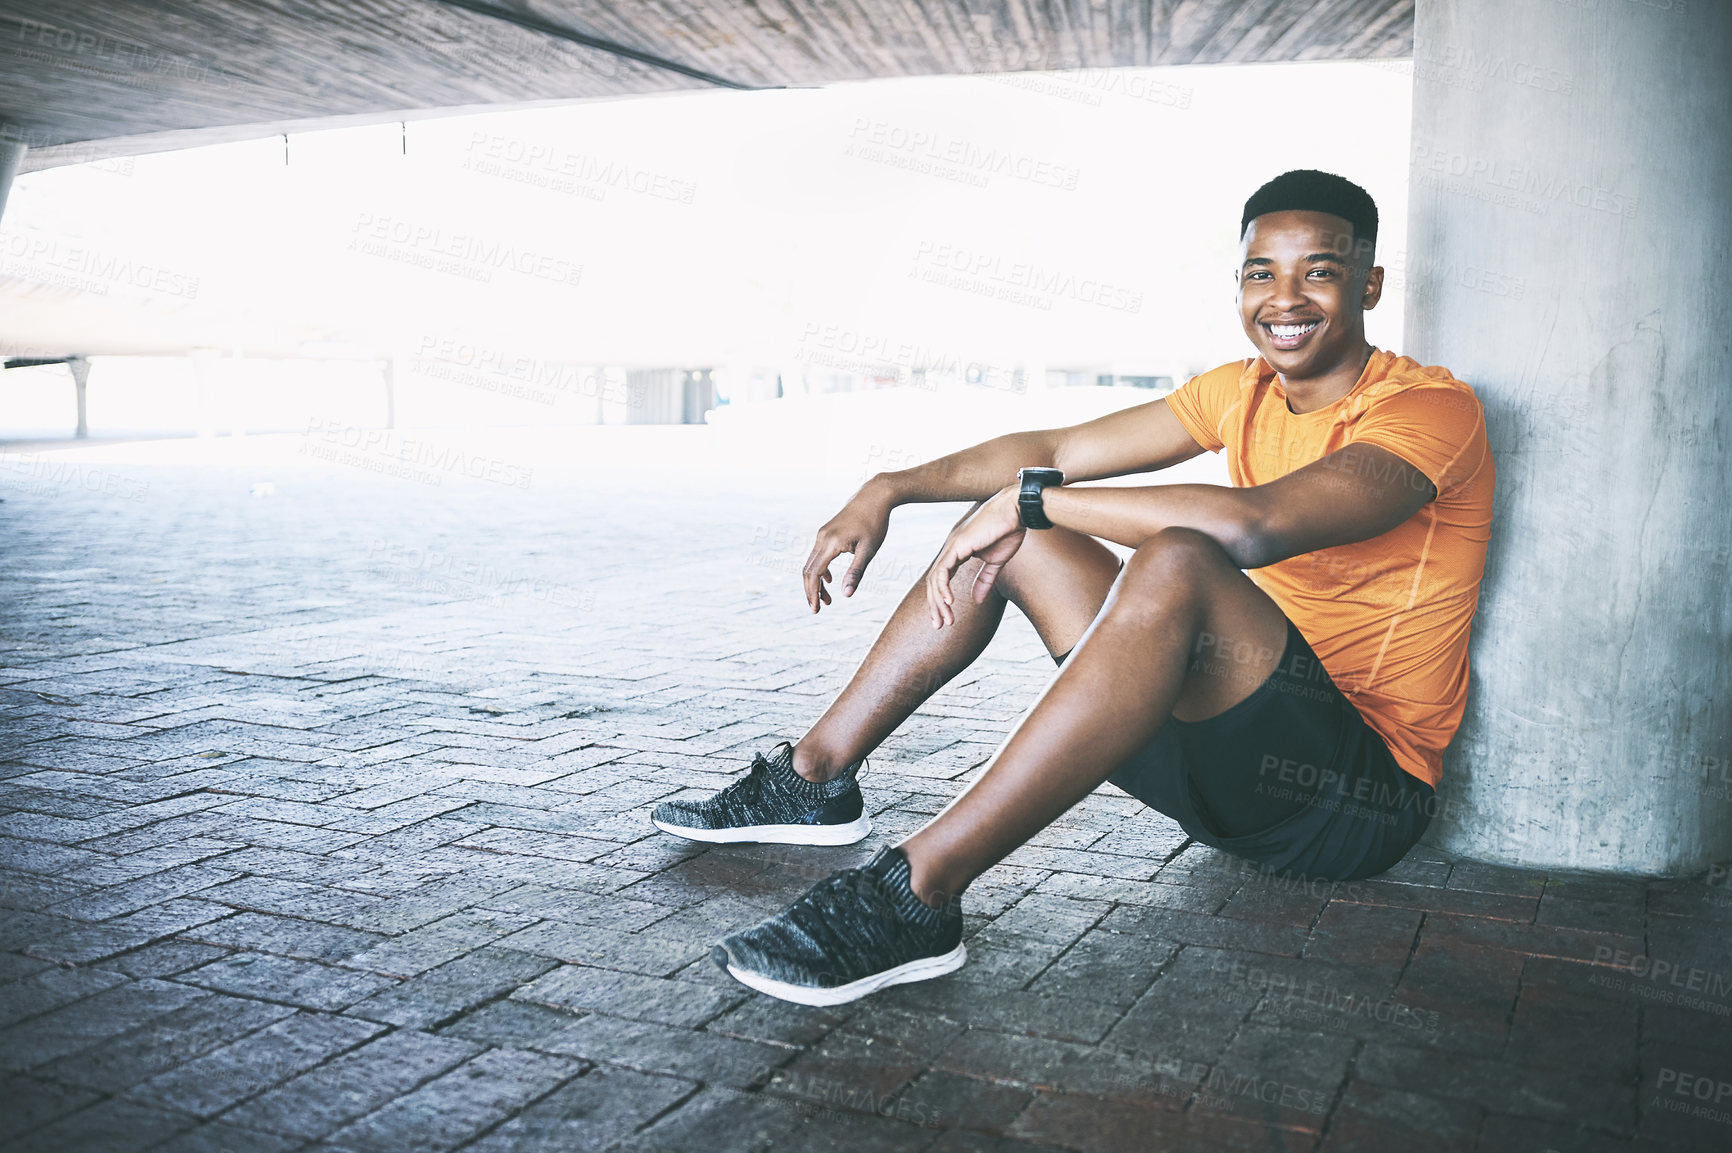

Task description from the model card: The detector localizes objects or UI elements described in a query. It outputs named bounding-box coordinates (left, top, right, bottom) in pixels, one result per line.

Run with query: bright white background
left=0, top=59, right=1413, bottom=441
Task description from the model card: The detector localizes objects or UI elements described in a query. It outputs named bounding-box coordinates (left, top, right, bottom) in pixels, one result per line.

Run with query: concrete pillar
left=191, top=348, right=219, bottom=438
left=1405, top=0, right=1731, bottom=874
left=680, top=368, right=715, bottom=424
left=228, top=349, right=247, bottom=437
left=382, top=358, right=396, bottom=430
left=0, top=141, right=23, bottom=227
left=68, top=356, right=89, bottom=438
left=625, top=368, right=680, bottom=424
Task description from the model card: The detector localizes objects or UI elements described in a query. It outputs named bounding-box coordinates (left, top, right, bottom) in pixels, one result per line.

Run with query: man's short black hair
left=1240, top=170, right=1378, bottom=255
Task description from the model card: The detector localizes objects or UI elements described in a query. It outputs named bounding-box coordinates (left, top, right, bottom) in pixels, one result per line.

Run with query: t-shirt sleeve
left=1348, top=384, right=1490, bottom=499
left=1164, top=361, right=1246, bottom=454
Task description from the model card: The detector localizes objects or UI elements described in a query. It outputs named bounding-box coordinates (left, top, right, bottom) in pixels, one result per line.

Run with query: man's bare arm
left=925, top=442, right=1439, bottom=626
left=1041, top=443, right=1437, bottom=567
left=804, top=398, right=1205, bottom=611
left=874, top=397, right=1206, bottom=505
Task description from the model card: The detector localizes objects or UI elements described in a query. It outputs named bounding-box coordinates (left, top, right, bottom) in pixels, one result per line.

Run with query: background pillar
left=1406, top=0, right=1731, bottom=873
left=0, top=141, right=23, bottom=227
left=69, top=356, right=89, bottom=438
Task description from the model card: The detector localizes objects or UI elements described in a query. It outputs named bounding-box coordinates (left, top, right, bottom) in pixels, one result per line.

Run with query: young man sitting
left=650, top=169, right=1495, bottom=1006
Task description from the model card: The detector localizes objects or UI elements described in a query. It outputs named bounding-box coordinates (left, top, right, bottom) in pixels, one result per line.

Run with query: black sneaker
left=712, top=845, right=965, bottom=1005
left=649, top=742, right=871, bottom=846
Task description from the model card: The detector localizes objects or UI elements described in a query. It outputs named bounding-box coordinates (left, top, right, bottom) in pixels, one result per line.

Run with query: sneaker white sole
left=725, top=942, right=967, bottom=1006
left=651, top=814, right=872, bottom=846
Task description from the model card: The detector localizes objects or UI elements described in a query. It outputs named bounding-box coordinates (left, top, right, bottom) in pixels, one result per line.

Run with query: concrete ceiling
left=1, top=0, right=1412, bottom=171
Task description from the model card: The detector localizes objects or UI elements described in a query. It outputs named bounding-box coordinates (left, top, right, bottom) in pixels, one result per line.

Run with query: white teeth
left=1269, top=322, right=1318, bottom=339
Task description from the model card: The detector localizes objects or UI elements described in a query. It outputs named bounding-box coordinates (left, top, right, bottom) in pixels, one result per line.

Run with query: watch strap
left=1017, top=467, right=1064, bottom=530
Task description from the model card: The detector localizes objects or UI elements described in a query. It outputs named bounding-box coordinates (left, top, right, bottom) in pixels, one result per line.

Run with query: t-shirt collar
left=1259, top=347, right=1388, bottom=413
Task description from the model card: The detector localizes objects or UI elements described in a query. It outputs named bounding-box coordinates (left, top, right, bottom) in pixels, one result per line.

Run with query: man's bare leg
left=792, top=523, right=1123, bottom=783
left=897, top=526, right=1289, bottom=906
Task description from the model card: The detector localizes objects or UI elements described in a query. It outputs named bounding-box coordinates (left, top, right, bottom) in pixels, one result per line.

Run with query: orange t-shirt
left=1165, top=349, right=1495, bottom=788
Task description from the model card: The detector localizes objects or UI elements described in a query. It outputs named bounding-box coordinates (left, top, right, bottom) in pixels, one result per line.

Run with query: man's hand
left=803, top=483, right=893, bottom=613
left=926, top=486, right=1025, bottom=628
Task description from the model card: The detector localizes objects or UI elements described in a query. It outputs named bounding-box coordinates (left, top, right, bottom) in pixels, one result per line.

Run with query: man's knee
left=1121, top=526, right=1232, bottom=588
left=995, top=524, right=1109, bottom=602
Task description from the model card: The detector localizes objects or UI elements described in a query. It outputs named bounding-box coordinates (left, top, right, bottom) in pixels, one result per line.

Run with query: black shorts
left=1076, top=619, right=1438, bottom=882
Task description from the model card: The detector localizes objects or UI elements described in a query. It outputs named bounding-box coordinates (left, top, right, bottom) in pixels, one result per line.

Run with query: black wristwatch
left=1017, top=467, right=1065, bottom=530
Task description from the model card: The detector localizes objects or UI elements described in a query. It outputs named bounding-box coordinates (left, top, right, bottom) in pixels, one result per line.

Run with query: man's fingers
left=926, top=554, right=951, bottom=628
left=802, top=540, right=840, bottom=612
left=842, top=538, right=879, bottom=597
left=929, top=544, right=965, bottom=628
left=974, top=561, right=1004, bottom=603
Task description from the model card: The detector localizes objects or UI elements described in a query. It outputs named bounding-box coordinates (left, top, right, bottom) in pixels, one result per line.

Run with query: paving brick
left=878, top=980, right=1122, bottom=1046
left=950, top=924, right=1082, bottom=990
left=895, top=1069, right=1031, bottom=1135
left=1104, top=948, right=1259, bottom=1066
left=126, top=1010, right=385, bottom=1118
left=934, top=1030, right=1161, bottom=1097
left=513, top=963, right=744, bottom=1028
left=539, top=1011, right=790, bottom=1087
left=43, top=858, right=239, bottom=921
left=1505, top=979, right=1639, bottom=1079
left=1301, top=898, right=1423, bottom=970
left=197, top=845, right=377, bottom=887
left=343, top=909, right=537, bottom=977
left=146, top=1120, right=305, bottom=1152
left=1478, top=1115, right=1679, bottom=1153
left=1010, top=1089, right=1315, bottom=1153
left=197, top=875, right=381, bottom=922
left=0, top=1072, right=103, bottom=1142
left=704, top=996, right=852, bottom=1049
left=323, top=1046, right=585, bottom=1152
left=1099, top=905, right=1309, bottom=955
left=1356, top=1041, right=1636, bottom=1132
left=925, top=1132, right=1067, bottom=1153
left=223, top=1027, right=482, bottom=1139
left=1, top=1097, right=197, bottom=1153
left=770, top=1028, right=928, bottom=1113
left=1314, top=1081, right=1481, bottom=1153
left=497, top=918, right=711, bottom=976
left=34, top=992, right=294, bottom=1092
left=0, top=962, right=130, bottom=1028
left=1193, top=1022, right=1355, bottom=1131
left=95, top=938, right=231, bottom=979
left=335, top=872, right=526, bottom=934
left=1336, top=879, right=1539, bottom=922
left=609, top=1084, right=813, bottom=1152
left=436, top=998, right=584, bottom=1049
left=63, top=838, right=238, bottom=887
left=474, top=881, right=676, bottom=930
left=0, top=836, right=117, bottom=876
left=181, top=909, right=386, bottom=962
left=1026, top=928, right=1173, bottom=1009
left=467, top=1064, right=698, bottom=1153
left=345, top=944, right=557, bottom=1029
left=0, top=976, right=209, bottom=1071
left=763, top=1107, right=946, bottom=1152
left=179, top=950, right=398, bottom=1010
left=0, top=866, right=95, bottom=912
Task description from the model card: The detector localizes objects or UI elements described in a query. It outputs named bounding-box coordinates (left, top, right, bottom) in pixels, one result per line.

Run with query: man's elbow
left=1227, top=509, right=1285, bottom=570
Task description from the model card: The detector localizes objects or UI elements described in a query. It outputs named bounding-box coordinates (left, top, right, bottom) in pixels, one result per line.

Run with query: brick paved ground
left=1, top=428, right=1728, bottom=1153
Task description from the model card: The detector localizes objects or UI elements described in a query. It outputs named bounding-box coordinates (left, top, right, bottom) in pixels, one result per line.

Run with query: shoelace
left=707, top=752, right=771, bottom=808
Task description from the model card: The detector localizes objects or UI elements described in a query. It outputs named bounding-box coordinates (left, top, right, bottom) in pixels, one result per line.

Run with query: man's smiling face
left=1237, top=210, right=1383, bottom=381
